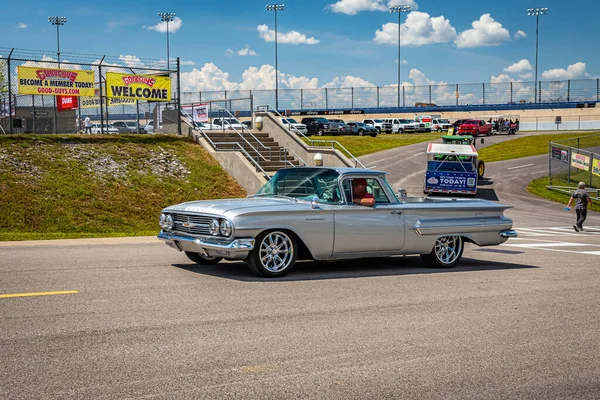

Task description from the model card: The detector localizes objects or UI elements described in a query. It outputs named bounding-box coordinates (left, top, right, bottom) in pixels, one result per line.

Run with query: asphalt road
left=2, top=131, right=600, bottom=399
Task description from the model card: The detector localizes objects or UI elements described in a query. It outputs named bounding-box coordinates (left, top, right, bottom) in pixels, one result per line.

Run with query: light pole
left=527, top=7, right=548, bottom=103
left=389, top=5, right=410, bottom=108
left=266, top=4, right=284, bottom=111
left=48, top=16, right=67, bottom=67
left=158, top=12, right=176, bottom=71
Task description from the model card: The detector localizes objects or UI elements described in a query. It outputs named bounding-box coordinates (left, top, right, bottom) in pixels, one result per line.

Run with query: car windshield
left=373, top=119, right=383, bottom=123
left=254, top=168, right=341, bottom=203
left=438, top=119, right=450, bottom=123
left=315, top=118, right=329, bottom=123
left=125, top=122, right=137, bottom=127
left=282, top=118, right=298, bottom=124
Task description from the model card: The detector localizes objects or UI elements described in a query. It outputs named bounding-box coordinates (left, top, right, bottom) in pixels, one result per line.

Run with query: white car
left=362, top=119, right=393, bottom=134
left=281, top=118, right=308, bottom=135
left=143, top=120, right=163, bottom=134
left=194, top=121, right=221, bottom=130
left=212, top=118, right=245, bottom=130
left=90, top=123, right=119, bottom=134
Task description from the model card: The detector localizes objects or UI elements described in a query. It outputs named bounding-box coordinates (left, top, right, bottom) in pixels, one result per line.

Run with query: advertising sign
left=181, top=103, right=208, bottom=122
left=425, top=171, right=477, bottom=193
left=297, top=109, right=365, bottom=116
left=57, top=95, right=78, bottom=112
left=551, top=147, right=569, bottom=163
left=593, top=159, right=600, bottom=177
left=17, top=66, right=95, bottom=96
left=80, top=97, right=136, bottom=109
left=106, top=72, right=171, bottom=102
left=571, top=153, right=590, bottom=171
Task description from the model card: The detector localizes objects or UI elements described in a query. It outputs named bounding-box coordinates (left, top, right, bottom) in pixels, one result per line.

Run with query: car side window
left=342, top=178, right=390, bottom=205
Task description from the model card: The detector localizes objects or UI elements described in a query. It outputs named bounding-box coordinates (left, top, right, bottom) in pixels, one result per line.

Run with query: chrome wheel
left=247, top=230, right=298, bottom=277
left=434, top=236, right=462, bottom=265
left=420, top=236, right=464, bottom=268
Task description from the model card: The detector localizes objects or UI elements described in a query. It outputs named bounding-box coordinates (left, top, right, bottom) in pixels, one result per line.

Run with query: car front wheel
left=358, top=129, right=364, bottom=136
left=185, top=251, right=223, bottom=265
left=247, top=230, right=298, bottom=277
left=420, top=236, right=463, bottom=268
left=316, top=128, right=324, bottom=136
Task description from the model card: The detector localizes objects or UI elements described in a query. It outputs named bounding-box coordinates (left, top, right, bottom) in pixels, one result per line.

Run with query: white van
left=382, top=118, right=419, bottom=133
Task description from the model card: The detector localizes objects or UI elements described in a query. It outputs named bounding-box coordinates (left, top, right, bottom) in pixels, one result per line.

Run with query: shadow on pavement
left=476, top=188, right=500, bottom=201
left=172, top=256, right=536, bottom=282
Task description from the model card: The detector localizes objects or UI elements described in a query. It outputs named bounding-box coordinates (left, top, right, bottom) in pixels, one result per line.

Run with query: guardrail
left=256, top=104, right=366, bottom=168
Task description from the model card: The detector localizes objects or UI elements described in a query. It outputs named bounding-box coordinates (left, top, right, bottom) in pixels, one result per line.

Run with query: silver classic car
left=158, top=167, right=517, bottom=277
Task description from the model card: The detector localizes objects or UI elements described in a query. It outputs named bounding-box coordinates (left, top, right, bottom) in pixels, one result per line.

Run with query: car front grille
left=171, top=213, right=215, bottom=235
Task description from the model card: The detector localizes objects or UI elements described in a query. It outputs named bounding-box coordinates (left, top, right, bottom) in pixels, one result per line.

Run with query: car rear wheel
left=358, top=129, right=364, bottom=136
left=316, top=128, right=324, bottom=136
left=437, top=127, right=442, bottom=133
left=247, top=230, right=297, bottom=277
left=420, top=236, right=463, bottom=268
left=185, top=251, right=223, bottom=265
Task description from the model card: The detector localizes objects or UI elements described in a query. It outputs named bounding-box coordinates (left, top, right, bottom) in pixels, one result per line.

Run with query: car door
left=332, top=177, right=405, bottom=256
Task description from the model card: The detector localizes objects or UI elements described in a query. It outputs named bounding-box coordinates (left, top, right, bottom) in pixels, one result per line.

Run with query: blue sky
left=2, top=0, right=598, bottom=93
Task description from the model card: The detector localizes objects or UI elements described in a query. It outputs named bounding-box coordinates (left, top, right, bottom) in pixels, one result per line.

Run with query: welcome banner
left=106, top=72, right=171, bottom=102
left=17, top=66, right=95, bottom=96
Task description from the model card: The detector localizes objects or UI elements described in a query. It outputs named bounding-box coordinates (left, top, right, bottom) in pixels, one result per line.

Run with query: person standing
left=567, top=181, right=592, bottom=232
left=84, top=116, right=92, bottom=134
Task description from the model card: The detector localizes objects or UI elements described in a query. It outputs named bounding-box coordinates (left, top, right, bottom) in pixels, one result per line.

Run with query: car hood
left=163, top=197, right=306, bottom=215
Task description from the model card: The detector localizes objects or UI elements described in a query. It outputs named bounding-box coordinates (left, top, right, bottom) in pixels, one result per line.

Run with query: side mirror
left=397, top=188, right=407, bottom=198
left=310, top=195, right=320, bottom=209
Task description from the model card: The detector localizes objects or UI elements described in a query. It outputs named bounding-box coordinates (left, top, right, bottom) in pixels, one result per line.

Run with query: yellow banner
left=593, top=159, right=600, bottom=177
left=80, top=97, right=137, bottom=109
left=17, top=66, right=95, bottom=96
left=106, top=72, right=171, bottom=102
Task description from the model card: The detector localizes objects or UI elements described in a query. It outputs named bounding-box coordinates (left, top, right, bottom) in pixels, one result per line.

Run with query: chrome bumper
left=158, top=230, right=254, bottom=259
left=500, top=230, right=518, bottom=238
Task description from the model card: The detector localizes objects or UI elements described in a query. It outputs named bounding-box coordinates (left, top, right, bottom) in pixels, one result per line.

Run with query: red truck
left=458, top=119, right=493, bottom=137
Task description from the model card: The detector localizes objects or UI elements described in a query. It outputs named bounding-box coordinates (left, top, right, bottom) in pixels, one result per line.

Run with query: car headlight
left=209, top=219, right=220, bottom=236
left=159, top=213, right=173, bottom=230
left=219, top=219, right=232, bottom=237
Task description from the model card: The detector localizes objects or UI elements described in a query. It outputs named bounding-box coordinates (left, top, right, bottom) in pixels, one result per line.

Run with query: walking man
left=567, top=181, right=592, bottom=232
left=84, top=116, right=92, bottom=134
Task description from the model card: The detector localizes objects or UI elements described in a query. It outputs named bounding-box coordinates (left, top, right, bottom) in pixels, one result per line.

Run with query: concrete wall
left=254, top=111, right=360, bottom=168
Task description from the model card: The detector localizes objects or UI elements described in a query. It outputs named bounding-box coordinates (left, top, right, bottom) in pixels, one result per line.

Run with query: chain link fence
left=184, top=79, right=600, bottom=112
left=0, top=48, right=181, bottom=135
left=549, top=134, right=600, bottom=198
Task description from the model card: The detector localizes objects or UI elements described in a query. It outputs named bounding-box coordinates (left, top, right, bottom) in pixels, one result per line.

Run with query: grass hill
left=0, top=134, right=246, bottom=241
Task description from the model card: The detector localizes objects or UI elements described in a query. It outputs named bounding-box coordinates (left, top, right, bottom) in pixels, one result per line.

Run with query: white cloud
left=542, top=62, right=587, bottom=80
left=519, top=72, right=533, bottom=80
left=119, top=55, right=144, bottom=68
left=146, top=17, right=183, bottom=33
left=226, top=46, right=258, bottom=57
left=257, top=24, right=320, bottom=45
left=400, top=59, right=408, bottom=65
left=180, top=60, right=196, bottom=66
left=327, top=0, right=418, bottom=15
left=16, top=23, right=27, bottom=29
left=180, top=63, right=320, bottom=92
left=514, top=30, right=526, bottom=39
left=504, top=59, right=532, bottom=74
left=323, top=76, right=376, bottom=88
left=455, top=14, right=510, bottom=48
left=490, top=74, right=513, bottom=84
left=374, top=11, right=457, bottom=46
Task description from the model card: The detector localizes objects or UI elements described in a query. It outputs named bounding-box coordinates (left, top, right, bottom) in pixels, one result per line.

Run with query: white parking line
left=507, top=163, right=534, bottom=170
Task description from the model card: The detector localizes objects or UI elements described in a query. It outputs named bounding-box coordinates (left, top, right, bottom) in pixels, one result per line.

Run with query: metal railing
left=181, top=105, right=272, bottom=167
left=256, top=104, right=366, bottom=168
left=180, top=111, right=271, bottom=180
left=279, top=147, right=307, bottom=167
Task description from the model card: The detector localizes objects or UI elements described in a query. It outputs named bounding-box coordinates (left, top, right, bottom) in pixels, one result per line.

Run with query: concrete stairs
left=202, top=130, right=301, bottom=174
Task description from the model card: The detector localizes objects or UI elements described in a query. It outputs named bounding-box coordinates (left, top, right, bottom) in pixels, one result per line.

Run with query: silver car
left=158, top=167, right=517, bottom=277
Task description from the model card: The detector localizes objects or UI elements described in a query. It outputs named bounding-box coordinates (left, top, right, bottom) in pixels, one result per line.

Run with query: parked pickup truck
left=300, top=117, right=342, bottom=136
left=362, top=119, right=393, bottom=134
left=458, top=119, right=493, bottom=136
